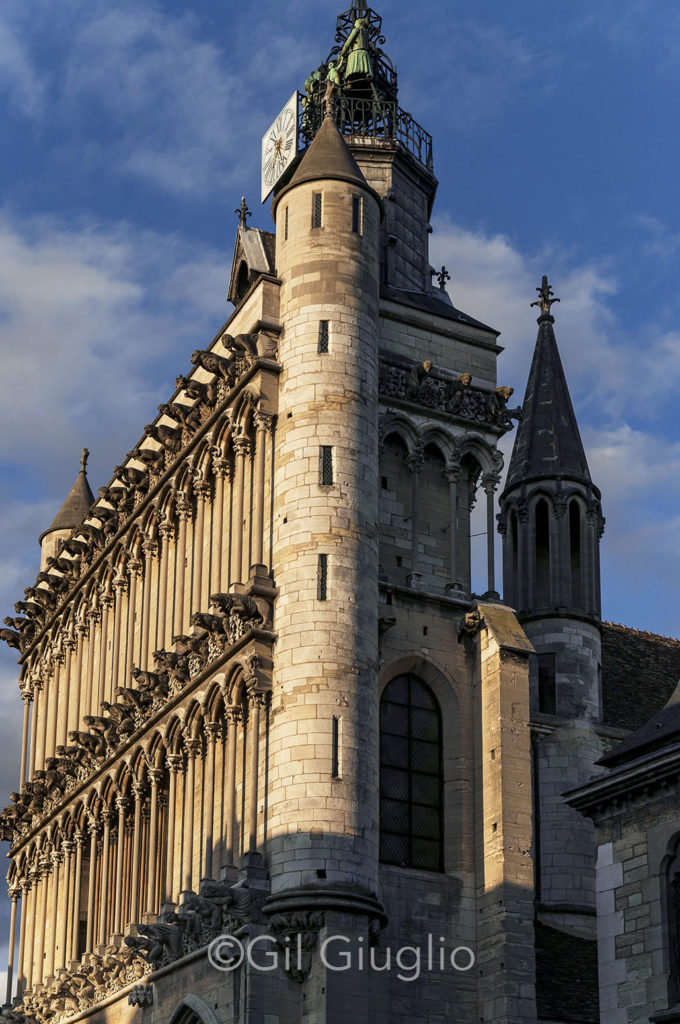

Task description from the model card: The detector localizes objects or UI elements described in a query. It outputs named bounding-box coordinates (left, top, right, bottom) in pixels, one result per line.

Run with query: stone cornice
left=566, top=741, right=680, bottom=818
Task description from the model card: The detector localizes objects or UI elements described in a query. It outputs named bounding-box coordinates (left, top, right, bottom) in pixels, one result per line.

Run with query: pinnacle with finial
left=80, top=448, right=89, bottom=473
left=235, top=197, right=252, bottom=229
left=531, top=275, right=560, bottom=316
left=435, top=265, right=451, bottom=292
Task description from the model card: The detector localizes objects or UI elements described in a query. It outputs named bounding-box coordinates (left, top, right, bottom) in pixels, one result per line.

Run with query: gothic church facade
left=2, top=6, right=680, bottom=1024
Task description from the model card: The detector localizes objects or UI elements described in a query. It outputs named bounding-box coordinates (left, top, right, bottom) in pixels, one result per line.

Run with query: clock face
left=261, top=92, right=299, bottom=203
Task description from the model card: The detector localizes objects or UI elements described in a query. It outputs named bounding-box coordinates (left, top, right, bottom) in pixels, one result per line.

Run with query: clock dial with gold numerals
left=261, top=92, right=299, bottom=203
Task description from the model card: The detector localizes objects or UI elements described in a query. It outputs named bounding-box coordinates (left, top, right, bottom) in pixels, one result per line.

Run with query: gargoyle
left=14, top=599, right=41, bottom=618
left=112, top=465, right=149, bottom=491
left=56, top=743, right=91, bottom=769
left=158, top=401, right=202, bottom=433
left=0, top=628, right=21, bottom=650
left=24, top=586, right=57, bottom=611
left=406, top=359, right=432, bottom=400
left=190, top=349, right=236, bottom=385
left=175, top=375, right=219, bottom=407
left=189, top=611, right=226, bottom=635
left=126, top=446, right=166, bottom=473
left=125, top=921, right=183, bottom=967
left=83, top=714, right=119, bottom=751
left=144, top=422, right=182, bottom=452
left=130, top=666, right=169, bottom=699
left=445, top=372, right=472, bottom=414
left=153, top=649, right=191, bottom=688
left=68, top=729, right=106, bottom=759
left=115, top=684, right=154, bottom=712
left=209, top=592, right=263, bottom=626
left=486, top=386, right=522, bottom=430
left=171, top=633, right=209, bottom=660
left=100, top=701, right=136, bottom=735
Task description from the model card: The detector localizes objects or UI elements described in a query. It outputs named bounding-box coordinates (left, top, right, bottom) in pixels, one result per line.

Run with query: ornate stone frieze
left=379, top=355, right=522, bottom=432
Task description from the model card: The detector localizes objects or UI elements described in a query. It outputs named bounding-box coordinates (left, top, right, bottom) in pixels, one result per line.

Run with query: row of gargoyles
left=22, top=944, right=146, bottom=1022
left=124, top=878, right=257, bottom=968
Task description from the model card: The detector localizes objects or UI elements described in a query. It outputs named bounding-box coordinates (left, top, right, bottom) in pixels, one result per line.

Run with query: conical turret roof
left=273, top=114, right=377, bottom=213
left=504, top=312, right=591, bottom=494
left=40, top=449, right=95, bottom=542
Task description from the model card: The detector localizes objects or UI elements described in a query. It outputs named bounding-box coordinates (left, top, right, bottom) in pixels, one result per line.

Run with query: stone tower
left=38, top=450, right=95, bottom=571
left=499, top=277, right=606, bottom=931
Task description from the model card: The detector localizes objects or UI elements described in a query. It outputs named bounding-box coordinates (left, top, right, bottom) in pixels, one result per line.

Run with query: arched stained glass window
left=380, top=673, right=443, bottom=871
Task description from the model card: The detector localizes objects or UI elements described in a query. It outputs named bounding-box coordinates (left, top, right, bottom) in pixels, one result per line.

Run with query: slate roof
left=40, top=462, right=95, bottom=542
left=504, top=313, right=591, bottom=493
left=601, top=622, right=680, bottom=732
left=380, top=284, right=498, bottom=334
left=285, top=114, right=368, bottom=192
left=535, top=923, right=600, bottom=1023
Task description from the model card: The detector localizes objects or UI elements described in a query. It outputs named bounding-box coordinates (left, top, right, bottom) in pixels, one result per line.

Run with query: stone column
left=483, top=473, right=500, bottom=599
left=140, top=538, right=157, bottom=668
left=111, top=576, right=128, bottom=700
left=192, top=478, right=210, bottom=614
left=98, top=811, right=113, bottom=946
left=224, top=705, right=241, bottom=865
left=444, top=465, right=460, bottom=588
left=252, top=413, right=272, bottom=569
left=97, top=593, right=113, bottom=712
left=71, top=622, right=88, bottom=735
left=59, top=841, right=74, bottom=972
left=48, top=651, right=63, bottom=758
left=113, top=794, right=128, bottom=936
left=182, top=738, right=200, bottom=894
left=246, top=689, right=267, bottom=853
left=586, top=504, right=598, bottom=618
left=18, top=875, right=32, bottom=994
left=407, top=447, right=424, bottom=585
left=85, top=606, right=100, bottom=718
left=19, top=688, right=32, bottom=788
left=85, top=817, right=100, bottom=953
left=146, top=768, right=163, bottom=915
left=163, top=754, right=182, bottom=909
left=211, top=454, right=229, bottom=593
left=71, top=830, right=85, bottom=963
left=129, top=781, right=144, bottom=924
left=174, top=496, right=192, bottom=637
left=125, top=560, right=143, bottom=684
left=29, top=681, right=41, bottom=780
left=38, top=665, right=52, bottom=770
left=202, top=722, right=220, bottom=880
left=37, top=855, right=50, bottom=984
left=6, top=886, right=20, bottom=1004
left=231, top=434, right=251, bottom=584
left=157, top=521, right=174, bottom=651
left=46, top=849, right=62, bottom=978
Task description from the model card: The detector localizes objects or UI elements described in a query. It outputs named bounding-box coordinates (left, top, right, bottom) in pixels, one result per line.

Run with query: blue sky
left=0, top=0, right=679, bottom=985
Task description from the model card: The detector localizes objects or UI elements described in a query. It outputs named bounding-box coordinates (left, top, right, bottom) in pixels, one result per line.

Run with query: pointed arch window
left=535, top=498, right=551, bottom=606
left=380, top=674, right=443, bottom=871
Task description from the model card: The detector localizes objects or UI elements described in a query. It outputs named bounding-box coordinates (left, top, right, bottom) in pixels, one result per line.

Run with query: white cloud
left=0, top=211, right=226, bottom=478
left=0, top=19, right=44, bottom=117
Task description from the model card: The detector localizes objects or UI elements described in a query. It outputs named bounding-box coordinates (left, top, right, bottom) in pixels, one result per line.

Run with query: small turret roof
left=273, top=115, right=376, bottom=213
left=40, top=449, right=95, bottom=542
left=504, top=312, right=591, bottom=493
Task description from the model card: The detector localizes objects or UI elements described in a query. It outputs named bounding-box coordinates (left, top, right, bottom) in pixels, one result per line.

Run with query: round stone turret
left=267, top=117, right=382, bottom=908
left=39, top=449, right=94, bottom=571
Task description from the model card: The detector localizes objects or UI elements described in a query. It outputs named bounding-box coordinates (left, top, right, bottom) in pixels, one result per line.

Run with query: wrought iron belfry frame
left=298, top=4, right=433, bottom=171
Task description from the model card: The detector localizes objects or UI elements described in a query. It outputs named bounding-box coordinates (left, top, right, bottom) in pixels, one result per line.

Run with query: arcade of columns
left=2, top=328, right=278, bottom=1006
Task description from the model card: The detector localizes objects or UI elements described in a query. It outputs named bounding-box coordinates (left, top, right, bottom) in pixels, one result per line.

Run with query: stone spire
left=504, top=278, right=591, bottom=493
left=276, top=114, right=370, bottom=202
left=39, top=448, right=95, bottom=550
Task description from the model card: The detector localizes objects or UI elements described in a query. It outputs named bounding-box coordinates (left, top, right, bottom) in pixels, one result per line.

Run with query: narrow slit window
left=332, top=715, right=342, bottom=778
left=537, top=652, right=556, bottom=715
left=284, top=206, right=289, bottom=241
left=321, top=446, right=334, bottom=485
left=352, top=195, right=363, bottom=234
left=317, top=554, right=328, bottom=601
left=312, top=192, right=323, bottom=228
left=318, top=320, right=329, bottom=353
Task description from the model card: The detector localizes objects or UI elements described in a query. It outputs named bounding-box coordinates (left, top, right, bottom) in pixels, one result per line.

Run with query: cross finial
left=80, top=448, right=89, bottom=474
left=531, top=275, right=560, bottom=316
left=235, top=197, right=252, bottom=229
left=435, top=265, right=451, bottom=292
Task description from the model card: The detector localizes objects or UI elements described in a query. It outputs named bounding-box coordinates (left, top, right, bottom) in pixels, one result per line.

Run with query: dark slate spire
left=40, top=448, right=95, bottom=542
left=504, top=279, right=591, bottom=493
